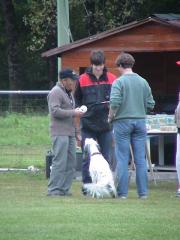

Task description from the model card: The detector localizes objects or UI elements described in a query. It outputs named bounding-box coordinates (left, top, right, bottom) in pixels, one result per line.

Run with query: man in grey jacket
left=47, top=68, right=84, bottom=196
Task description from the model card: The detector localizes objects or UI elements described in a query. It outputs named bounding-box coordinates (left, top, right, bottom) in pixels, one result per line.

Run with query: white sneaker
left=139, top=195, right=148, bottom=200
left=118, top=195, right=127, bottom=199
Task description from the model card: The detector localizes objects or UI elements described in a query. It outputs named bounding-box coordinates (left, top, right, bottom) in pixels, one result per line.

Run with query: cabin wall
left=91, top=22, right=180, bottom=52
left=60, top=21, right=180, bottom=114
left=61, top=50, right=118, bottom=75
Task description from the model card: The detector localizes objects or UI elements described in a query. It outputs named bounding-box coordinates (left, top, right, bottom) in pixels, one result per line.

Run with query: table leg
left=146, top=140, right=156, bottom=185
left=158, top=135, right=164, bottom=166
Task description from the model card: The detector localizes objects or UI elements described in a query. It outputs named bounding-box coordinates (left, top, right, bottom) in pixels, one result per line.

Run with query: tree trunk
left=1, top=0, right=22, bottom=111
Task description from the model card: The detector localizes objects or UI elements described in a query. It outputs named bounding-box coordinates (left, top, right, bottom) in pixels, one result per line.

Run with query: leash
left=91, top=152, right=101, bottom=157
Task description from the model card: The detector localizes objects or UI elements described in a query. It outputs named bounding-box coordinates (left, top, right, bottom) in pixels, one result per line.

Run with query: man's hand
left=76, top=133, right=81, bottom=147
left=108, top=107, right=117, bottom=123
left=74, top=108, right=85, bottom=117
left=108, top=114, right=113, bottom=123
left=108, top=111, right=114, bottom=123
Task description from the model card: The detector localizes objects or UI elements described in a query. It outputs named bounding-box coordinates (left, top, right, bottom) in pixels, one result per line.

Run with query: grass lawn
left=0, top=172, right=180, bottom=240
left=0, top=113, right=50, bottom=145
left=0, top=113, right=81, bottom=169
left=0, top=113, right=50, bottom=169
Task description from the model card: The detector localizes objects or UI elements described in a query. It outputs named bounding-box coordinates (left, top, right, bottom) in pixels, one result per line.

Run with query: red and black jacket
left=74, top=67, right=116, bottom=132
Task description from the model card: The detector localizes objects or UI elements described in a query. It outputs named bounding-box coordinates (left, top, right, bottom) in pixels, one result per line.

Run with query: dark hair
left=115, top=52, right=135, bottom=68
left=90, top=50, right=105, bottom=65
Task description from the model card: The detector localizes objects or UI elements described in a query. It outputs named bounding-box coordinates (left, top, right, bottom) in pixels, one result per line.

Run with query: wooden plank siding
left=42, top=17, right=180, bottom=58
left=62, top=22, right=180, bottom=61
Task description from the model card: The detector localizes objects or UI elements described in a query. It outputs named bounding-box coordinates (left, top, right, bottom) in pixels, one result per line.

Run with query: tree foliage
left=0, top=0, right=180, bottom=91
left=23, top=0, right=57, bottom=88
left=1, top=0, right=23, bottom=90
left=69, top=0, right=180, bottom=36
left=23, top=0, right=57, bottom=51
left=0, top=0, right=57, bottom=90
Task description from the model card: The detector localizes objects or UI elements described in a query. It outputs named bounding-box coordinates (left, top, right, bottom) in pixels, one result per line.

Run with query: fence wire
left=0, top=91, right=51, bottom=170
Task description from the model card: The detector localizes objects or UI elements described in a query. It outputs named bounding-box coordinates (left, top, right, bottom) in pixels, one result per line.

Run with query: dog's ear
left=85, top=138, right=91, bottom=145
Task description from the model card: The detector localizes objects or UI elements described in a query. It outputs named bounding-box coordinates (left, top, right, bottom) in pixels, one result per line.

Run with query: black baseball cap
left=59, top=68, right=79, bottom=80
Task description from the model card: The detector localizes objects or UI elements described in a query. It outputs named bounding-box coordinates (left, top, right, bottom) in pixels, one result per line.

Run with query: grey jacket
left=175, top=92, right=180, bottom=129
left=47, top=82, right=76, bottom=137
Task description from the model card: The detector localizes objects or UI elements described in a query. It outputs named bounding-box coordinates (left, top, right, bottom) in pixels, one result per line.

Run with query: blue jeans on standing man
left=113, top=119, right=148, bottom=198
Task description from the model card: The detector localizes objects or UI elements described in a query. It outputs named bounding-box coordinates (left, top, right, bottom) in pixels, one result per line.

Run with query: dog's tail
left=82, top=183, right=117, bottom=198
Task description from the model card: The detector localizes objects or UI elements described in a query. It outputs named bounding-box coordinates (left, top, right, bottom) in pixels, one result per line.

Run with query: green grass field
left=0, top=113, right=50, bottom=145
left=0, top=114, right=180, bottom=239
left=0, top=172, right=180, bottom=240
left=0, top=113, right=51, bottom=168
left=0, top=113, right=83, bottom=169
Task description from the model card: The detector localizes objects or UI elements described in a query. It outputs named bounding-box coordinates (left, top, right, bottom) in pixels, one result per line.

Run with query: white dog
left=82, top=138, right=117, bottom=198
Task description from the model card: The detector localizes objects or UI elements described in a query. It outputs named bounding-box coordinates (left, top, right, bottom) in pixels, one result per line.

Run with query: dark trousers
left=81, top=129, right=113, bottom=183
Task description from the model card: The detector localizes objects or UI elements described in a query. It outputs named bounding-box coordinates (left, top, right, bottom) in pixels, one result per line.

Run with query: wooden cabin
left=42, top=14, right=180, bottom=114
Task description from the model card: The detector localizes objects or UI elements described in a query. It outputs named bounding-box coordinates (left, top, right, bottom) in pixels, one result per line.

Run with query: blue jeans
left=113, top=119, right=148, bottom=197
left=81, top=129, right=112, bottom=183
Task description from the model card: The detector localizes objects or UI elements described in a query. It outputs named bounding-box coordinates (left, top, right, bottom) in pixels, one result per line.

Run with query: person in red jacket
left=74, top=50, right=116, bottom=187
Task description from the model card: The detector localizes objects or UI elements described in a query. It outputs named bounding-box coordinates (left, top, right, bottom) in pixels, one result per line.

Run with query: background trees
left=0, top=0, right=56, bottom=90
left=0, top=0, right=180, bottom=90
left=1, top=0, right=23, bottom=90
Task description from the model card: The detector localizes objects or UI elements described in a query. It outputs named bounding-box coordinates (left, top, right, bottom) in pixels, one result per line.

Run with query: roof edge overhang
left=42, top=17, right=180, bottom=59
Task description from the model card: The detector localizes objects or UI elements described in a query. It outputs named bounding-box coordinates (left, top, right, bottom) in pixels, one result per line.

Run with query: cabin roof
left=42, top=14, right=180, bottom=58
